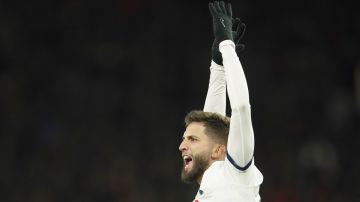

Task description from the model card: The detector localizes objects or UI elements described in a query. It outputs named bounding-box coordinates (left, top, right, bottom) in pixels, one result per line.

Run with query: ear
left=211, top=144, right=226, bottom=160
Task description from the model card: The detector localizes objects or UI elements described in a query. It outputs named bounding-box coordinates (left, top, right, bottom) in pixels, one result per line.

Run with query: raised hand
left=209, top=1, right=233, bottom=42
left=210, top=4, right=246, bottom=65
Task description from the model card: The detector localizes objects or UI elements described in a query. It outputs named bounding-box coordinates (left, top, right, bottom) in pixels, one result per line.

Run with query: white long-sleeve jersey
left=195, top=40, right=263, bottom=202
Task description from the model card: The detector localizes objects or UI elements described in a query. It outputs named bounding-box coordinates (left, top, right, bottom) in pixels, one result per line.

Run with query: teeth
left=183, top=155, right=191, bottom=161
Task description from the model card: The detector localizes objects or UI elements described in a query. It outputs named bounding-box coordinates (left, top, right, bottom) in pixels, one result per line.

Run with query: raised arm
left=209, top=1, right=254, bottom=170
left=203, top=61, right=227, bottom=115
left=221, top=40, right=254, bottom=170
left=204, top=10, right=246, bottom=116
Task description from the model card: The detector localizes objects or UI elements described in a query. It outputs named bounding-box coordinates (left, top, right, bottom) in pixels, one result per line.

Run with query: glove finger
left=225, top=3, right=232, bottom=17
left=234, top=23, right=246, bottom=46
left=237, top=23, right=246, bottom=41
left=234, top=31, right=240, bottom=44
left=232, top=18, right=241, bottom=36
left=232, top=20, right=241, bottom=43
left=232, top=17, right=241, bottom=32
left=236, top=44, right=245, bottom=53
left=220, top=1, right=226, bottom=14
left=232, top=17, right=241, bottom=25
left=214, top=1, right=222, bottom=13
left=232, top=31, right=237, bottom=38
left=208, top=3, right=217, bottom=17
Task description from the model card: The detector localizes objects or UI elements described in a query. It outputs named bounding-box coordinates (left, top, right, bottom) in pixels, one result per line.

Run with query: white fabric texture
left=195, top=40, right=263, bottom=202
left=203, top=61, right=226, bottom=116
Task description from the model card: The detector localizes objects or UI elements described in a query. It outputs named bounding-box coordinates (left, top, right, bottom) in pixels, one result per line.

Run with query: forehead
left=183, top=122, right=207, bottom=138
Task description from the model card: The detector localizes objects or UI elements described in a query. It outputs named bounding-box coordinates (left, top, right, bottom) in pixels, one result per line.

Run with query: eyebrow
left=182, top=135, right=199, bottom=140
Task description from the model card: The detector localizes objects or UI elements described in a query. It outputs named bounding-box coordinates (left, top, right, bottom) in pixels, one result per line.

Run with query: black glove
left=211, top=17, right=246, bottom=65
left=233, top=18, right=246, bottom=53
left=209, top=1, right=233, bottom=42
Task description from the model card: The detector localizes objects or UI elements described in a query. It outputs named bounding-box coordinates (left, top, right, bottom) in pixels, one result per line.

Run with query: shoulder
left=196, top=161, right=262, bottom=201
left=201, top=160, right=263, bottom=187
left=224, top=158, right=263, bottom=186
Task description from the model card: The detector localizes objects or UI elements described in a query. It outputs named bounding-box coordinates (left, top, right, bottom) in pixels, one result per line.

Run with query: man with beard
left=179, top=1, right=263, bottom=201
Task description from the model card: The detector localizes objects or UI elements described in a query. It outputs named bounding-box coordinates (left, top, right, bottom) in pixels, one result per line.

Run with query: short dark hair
left=184, top=110, right=230, bottom=145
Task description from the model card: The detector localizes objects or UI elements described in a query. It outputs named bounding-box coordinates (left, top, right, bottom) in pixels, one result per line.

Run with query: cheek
left=192, top=144, right=213, bottom=157
left=189, top=139, right=214, bottom=154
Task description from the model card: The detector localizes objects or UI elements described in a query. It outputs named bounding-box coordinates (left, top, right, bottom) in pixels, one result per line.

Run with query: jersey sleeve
left=203, top=61, right=227, bottom=116
left=220, top=40, right=254, bottom=171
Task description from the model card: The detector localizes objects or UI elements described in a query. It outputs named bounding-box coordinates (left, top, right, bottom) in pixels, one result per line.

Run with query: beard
left=181, top=153, right=210, bottom=184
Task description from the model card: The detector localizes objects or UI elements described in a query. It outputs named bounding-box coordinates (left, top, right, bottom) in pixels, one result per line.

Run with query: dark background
left=1, top=0, right=359, bottom=201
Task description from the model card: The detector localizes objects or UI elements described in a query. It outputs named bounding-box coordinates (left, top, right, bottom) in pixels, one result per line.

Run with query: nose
left=179, top=139, right=187, bottom=152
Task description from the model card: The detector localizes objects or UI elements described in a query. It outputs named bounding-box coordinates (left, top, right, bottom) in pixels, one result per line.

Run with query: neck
left=196, top=174, right=203, bottom=185
left=196, top=160, right=216, bottom=185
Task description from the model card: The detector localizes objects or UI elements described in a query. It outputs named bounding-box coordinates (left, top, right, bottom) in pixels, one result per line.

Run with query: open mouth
left=183, top=155, right=193, bottom=170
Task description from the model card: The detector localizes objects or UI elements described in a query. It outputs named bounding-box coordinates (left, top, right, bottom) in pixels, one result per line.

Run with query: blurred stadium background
left=0, top=0, right=359, bottom=201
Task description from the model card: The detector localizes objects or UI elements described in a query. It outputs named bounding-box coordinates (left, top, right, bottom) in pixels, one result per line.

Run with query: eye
left=188, top=136, right=197, bottom=142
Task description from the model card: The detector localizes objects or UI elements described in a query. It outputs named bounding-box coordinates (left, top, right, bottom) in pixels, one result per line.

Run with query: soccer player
left=178, top=1, right=263, bottom=201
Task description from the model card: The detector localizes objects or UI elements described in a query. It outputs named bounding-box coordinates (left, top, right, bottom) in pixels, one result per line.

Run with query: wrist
left=219, top=40, right=235, bottom=49
left=212, top=52, right=223, bottom=65
left=210, top=61, right=224, bottom=70
left=216, top=34, right=233, bottom=43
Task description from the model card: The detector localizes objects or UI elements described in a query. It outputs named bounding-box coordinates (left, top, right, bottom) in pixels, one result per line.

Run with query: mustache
left=181, top=154, right=210, bottom=183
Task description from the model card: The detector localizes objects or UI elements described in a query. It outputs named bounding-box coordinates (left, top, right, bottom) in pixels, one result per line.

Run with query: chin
left=181, top=157, right=209, bottom=183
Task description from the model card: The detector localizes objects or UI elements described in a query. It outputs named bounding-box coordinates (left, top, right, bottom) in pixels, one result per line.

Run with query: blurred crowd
left=1, top=0, right=359, bottom=201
